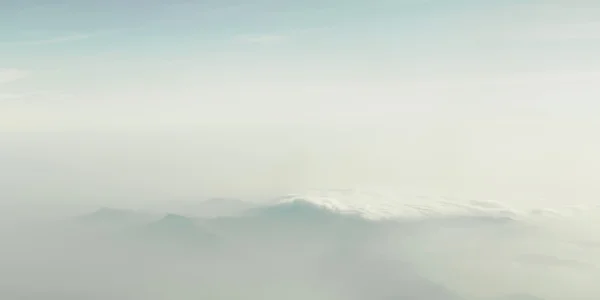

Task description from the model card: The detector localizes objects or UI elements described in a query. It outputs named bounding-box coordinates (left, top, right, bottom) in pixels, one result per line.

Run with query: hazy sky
left=2, top=0, right=600, bottom=206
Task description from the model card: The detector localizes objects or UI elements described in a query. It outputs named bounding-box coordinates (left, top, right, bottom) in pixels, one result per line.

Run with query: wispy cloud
left=3, top=33, right=91, bottom=46
left=0, top=69, right=29, bottom=84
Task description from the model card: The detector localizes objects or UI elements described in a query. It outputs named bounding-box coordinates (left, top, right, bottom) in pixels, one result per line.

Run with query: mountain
left=180, top=198, right=256, bottom=217
left=76, top=207, right=153, bottom=226
left=137, top=213, right=219, bottom=248
left=492, top=294, right=545, bottom=300
left=147, top=198, right=257, bottom=218
left=319, top=252, right=464, bottom=300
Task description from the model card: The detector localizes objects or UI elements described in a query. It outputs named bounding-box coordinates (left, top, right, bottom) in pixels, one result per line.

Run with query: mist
left=2, top=115, right=600, bottom=300
left=3, top=0, right=600, bottom=298
left=0, top=192, right=598, bottom=300
left=4, top=115, right=600, bottom=207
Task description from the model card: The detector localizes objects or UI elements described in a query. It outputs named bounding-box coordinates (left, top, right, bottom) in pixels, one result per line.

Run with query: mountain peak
left=148, top=213, right=197, bottom=232
left=78, top=207, right=136, bottom=222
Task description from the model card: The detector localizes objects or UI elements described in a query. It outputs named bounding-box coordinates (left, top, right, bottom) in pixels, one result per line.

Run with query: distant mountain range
left=58, top=194, right=547, bottom=300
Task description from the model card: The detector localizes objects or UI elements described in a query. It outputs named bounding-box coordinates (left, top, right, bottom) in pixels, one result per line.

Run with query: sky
left=2, top=0, right=600, bottom=206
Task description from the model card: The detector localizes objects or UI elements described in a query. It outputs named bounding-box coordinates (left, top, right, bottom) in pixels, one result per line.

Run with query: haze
left=1, top=0, right=600, bottom=299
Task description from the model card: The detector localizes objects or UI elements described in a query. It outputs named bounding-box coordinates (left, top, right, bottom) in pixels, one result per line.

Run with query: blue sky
left=1, top=0, right=600, bottom=127
left=2, top=0, right=600, bottom=132
left=2, top=0, right=600, bottom=203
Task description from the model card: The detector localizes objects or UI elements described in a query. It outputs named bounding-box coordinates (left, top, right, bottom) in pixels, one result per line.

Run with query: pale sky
left=1, top=0, right=600, bottom=207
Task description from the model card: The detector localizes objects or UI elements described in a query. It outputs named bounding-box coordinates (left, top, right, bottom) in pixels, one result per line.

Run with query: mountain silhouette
left=137, top=214, right=219, bottom=249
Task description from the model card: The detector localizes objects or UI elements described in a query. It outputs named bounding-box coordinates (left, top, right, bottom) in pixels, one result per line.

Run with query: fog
left=0, top=188, right=598, bottom=300
left=3, top=0, right=600, bottom=298
left=4, top=118, right=600, bottom=207
left=2, top=125, right=600, bottom=299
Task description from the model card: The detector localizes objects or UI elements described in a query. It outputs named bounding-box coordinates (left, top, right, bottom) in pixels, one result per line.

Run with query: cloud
left=0, top=69, right=28, bottom=84
left=3, top=33, right=91, bottom=46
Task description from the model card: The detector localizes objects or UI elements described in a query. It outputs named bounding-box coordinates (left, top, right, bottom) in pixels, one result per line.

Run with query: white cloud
left=0, top=69, right=28, bottom=84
